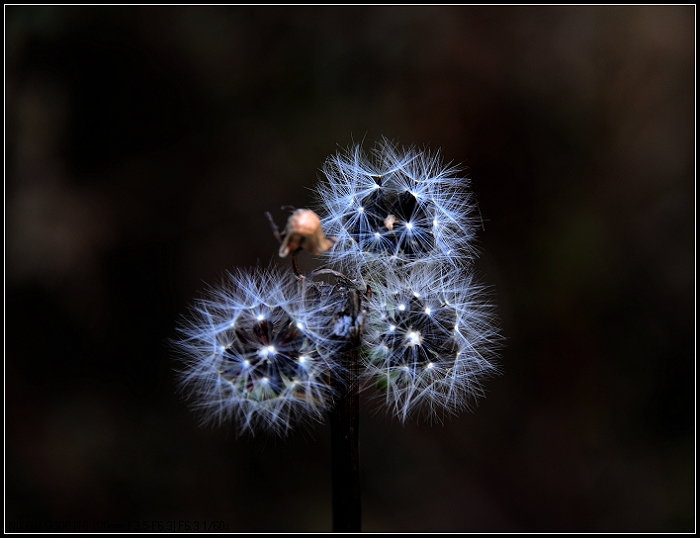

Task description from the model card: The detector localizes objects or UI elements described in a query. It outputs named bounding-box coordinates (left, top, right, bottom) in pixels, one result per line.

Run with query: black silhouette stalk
left=330, top=302, right=362, bottom=532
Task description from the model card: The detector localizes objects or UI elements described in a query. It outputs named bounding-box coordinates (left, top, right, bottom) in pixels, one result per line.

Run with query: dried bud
left=383, top=214, right=396, bottom=231
left=279, top=209, right=336, bottom=257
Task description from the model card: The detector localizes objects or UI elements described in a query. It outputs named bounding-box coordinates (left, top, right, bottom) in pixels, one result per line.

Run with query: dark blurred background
left=5, top=5, right=694, bottom=532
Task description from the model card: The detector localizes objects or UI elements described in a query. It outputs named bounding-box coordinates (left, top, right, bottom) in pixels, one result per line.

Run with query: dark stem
left=291, top=251, right=304, bottom=279
left=330, top=345, right=361, bottom=532
left=264, top=211, right=283, bottom=244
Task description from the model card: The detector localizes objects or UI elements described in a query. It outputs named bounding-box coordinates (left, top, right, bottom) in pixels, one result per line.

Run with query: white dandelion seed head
left=173, top=266, right=344, bottom=436
left=360, top=263, right=500, bottom=423
left=314, top=138, right=480, bottom=273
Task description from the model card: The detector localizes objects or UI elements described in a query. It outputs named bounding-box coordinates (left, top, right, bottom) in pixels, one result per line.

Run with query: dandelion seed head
left=361, top=264, right=499, bottom=422
left=173, top=267, right=339, bottom=436
left=314, top=139, right=479, bottom=271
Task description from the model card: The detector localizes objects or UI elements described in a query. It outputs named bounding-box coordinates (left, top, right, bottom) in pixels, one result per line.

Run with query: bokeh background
left=6, top=5, right=694, bottom=532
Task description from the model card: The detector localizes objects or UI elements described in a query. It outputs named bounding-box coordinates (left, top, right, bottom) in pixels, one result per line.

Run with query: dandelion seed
left=406, top=331, right=423, bottom=347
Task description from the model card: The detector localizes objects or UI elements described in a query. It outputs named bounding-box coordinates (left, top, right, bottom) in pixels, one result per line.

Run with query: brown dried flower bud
left=383, top=214, right=397, bottom=231
left=279, top=209, right=335, bottom=257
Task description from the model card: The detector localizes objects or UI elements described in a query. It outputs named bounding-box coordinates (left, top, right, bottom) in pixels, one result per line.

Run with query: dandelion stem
left=330, top=343, right=361, bottom=532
